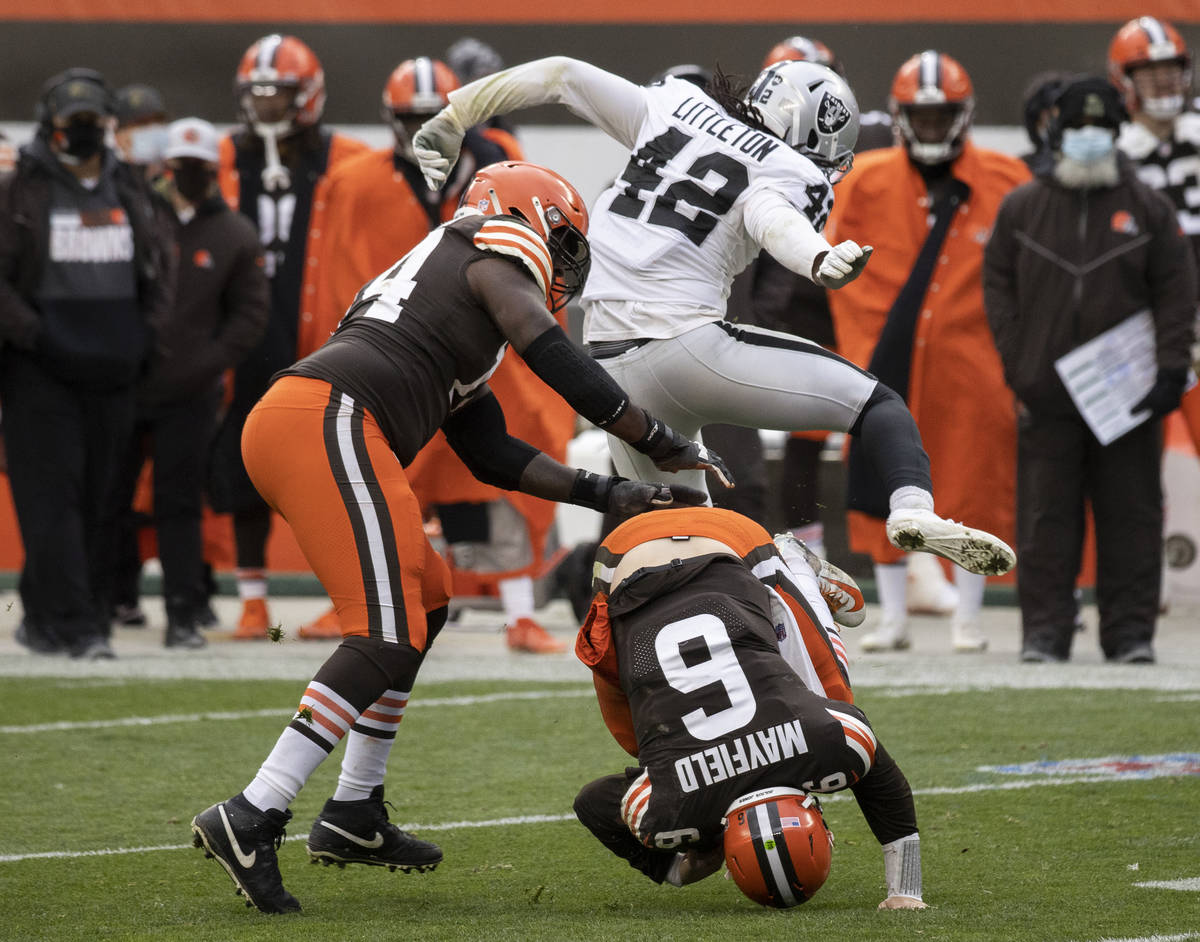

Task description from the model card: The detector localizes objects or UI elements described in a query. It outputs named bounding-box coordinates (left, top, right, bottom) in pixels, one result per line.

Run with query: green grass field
left=2, top=676, right=1198, bottom=942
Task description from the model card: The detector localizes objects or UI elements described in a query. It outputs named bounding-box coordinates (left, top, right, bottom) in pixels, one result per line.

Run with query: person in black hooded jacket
left=0, top=68, right=174, bottom=659
left=984, top=75, right=1197, bottom=665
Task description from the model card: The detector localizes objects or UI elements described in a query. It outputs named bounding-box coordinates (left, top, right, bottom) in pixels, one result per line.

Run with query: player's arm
left=848, top=741, right=928, bottom=910
left=743, top=186, right=872, bottom=289
left=466, top=255, right=733, bottom=485
left=414, top=56, right=647, bottom=187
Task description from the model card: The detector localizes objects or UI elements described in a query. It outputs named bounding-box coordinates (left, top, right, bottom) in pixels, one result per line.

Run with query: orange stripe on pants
left=241, top=375, right=451, bottom=649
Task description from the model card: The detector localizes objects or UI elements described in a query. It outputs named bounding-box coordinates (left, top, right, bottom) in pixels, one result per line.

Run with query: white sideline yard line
left=1088, top=934, right=1200, bottom=941
left=0, top=688, right=594, bottom=734
left=1133, top=878, right=1200, bottom=891
left=0, top=774, right=1186, bottom=864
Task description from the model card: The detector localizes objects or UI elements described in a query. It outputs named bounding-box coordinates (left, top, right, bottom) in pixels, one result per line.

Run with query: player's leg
left=574, top=771, right=680, bottom=883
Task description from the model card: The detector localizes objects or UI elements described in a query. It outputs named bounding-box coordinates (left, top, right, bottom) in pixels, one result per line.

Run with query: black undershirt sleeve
left=441, top=389, right=540, bottom=491
left=520, top=324, right=629, bottom=429
left=848, top=742, right=920, bottom=845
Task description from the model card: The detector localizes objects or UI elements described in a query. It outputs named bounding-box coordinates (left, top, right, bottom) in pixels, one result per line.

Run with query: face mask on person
left=58, top=121, right=106, bottom=160
left=127, top=124, right=169, bottom=164
left=170, top=160, right=216, bottom=202
left=1059, top=125, right=1115, bottom=164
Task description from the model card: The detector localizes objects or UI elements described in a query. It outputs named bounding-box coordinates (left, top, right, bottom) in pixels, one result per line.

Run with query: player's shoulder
left=1174, top=111, right=1200, bottom=148
left=461, top=211, right=553, bottom=296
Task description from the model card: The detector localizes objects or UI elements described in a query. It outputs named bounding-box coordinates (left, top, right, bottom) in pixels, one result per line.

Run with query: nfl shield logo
left=817, top=92, right=851, bottom=133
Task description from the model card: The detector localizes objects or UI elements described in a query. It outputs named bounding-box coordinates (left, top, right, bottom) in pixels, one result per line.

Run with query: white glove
left=413, top=108, right=467, bottom=191
left=816, top=241, right=873, bottom=289
left=879, top=895, right=928, bottom=910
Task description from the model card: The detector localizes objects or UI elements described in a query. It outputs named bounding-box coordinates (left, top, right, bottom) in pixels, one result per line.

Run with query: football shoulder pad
left=473, top=215, right=553, bottom=299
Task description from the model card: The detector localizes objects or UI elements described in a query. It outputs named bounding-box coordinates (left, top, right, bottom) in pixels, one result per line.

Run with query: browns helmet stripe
left=255, top=33, right=284, bottom=75
left=747, top=801, right=801, bottom=906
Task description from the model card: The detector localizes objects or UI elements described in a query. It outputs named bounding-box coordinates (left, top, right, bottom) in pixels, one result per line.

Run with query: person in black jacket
left=0, top=68, right=174, bottom=659
left=984, top=76, right=1197, bottom=665
left=100, top=118, right=270, bottom=649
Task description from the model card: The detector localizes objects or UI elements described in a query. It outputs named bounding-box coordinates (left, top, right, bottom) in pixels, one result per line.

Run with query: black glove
left=1131, top=367, right=1188, bottom=419
left=631, top=412, right=735, bottom=487
left=607, top=480, right=709, bottom=516
left=567, top=470, right=707, bottom=515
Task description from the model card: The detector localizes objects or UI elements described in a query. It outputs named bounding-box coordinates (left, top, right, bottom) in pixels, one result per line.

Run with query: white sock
left=888, top=487, right=935, bottom=514
left=874, top=561, right=909, bottom=626
left=243, top=727, right=329, bottom=813
left=499, top=575, right=535, bottom=622
left=333, top=688, right=408, bottom=801
left=236, top=568, right=267, bottom=601
left=953, top=569, right=986, bottom=624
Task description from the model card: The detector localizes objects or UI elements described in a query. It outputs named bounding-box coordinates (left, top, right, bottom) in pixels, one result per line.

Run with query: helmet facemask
left=1128, top=58, right=1191, bottom=120
left=894, top=100, right=974, bottom=165
left=533, top=199, right=591, bottom=313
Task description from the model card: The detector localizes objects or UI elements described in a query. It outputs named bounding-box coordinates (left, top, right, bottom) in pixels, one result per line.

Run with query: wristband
left=567, top=469, right=625, bottom=513
left=631, top=410, right=669, bottom=457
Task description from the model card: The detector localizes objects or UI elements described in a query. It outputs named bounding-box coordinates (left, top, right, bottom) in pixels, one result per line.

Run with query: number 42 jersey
left=581, top=76, right=833, bottom=329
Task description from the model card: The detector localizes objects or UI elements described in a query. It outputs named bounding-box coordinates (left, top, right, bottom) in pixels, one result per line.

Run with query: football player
left=414, top=56, right=1016, bottom=582
left=212, top=34, right=369, bottom=639
left=1110, top=16, right=1200, bottom=454
left=190, top=161, right=731, bottom=915
left=572, top=506, right=925, bottom=910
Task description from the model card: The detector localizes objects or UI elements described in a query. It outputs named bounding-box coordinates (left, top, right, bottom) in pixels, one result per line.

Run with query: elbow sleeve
left=521, top=325, right=629, bottom=428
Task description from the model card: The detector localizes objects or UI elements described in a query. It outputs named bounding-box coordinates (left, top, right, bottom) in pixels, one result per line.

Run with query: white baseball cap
left=164, top=117, right=220, bottom=162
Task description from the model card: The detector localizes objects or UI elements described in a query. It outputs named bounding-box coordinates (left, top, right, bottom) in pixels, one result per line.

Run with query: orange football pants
left=241, top=376, right=451, bottom=650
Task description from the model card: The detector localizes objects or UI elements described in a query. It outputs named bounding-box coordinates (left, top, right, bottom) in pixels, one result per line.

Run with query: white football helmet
left=744, top=60, right=859, bottom=181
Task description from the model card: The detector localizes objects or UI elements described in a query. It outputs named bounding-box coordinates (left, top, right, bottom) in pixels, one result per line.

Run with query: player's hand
left=413, top=109, right=466, bottom=190
left=879, top=895, right=928, bottom=910
left=607, top=480, right=708, bottom=516
left=816, top=241, right=873, bottom=289
left=633, top=416, right=735, bottom=488
left=665, top=846, right=726, bottom=886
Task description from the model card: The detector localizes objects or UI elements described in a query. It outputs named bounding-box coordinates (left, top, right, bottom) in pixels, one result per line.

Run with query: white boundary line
left=0, top=688, right=595, bottom=734
left=1, top=773, right=1193, bottom=864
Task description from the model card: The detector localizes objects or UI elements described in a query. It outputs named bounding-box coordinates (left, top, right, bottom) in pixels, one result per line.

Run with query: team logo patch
left=979, top=753, right=1200, bottom=779
left=192, top=249, right=214, bottom=269
left=816, top=92, right=851, bottom=133
left=1111, top=210, right=1139, bottom=236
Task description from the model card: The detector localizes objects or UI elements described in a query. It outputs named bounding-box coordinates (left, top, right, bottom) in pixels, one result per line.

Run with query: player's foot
left=191, top=794, right=300, bottom=914
left=951, top=619, right=988, bottom=653
left=506, top=617, right=567, bottom=653
left=297, top=606, right=342, bottom=640
left=773, top=533, right=865, bottom=628
left=885, top=509, right=1015, bottom=576
left=307, top=786, right=442, bottom=872
left=232, top=599, right=270, bottom=641
left=859, top=617, right=911, bottom=653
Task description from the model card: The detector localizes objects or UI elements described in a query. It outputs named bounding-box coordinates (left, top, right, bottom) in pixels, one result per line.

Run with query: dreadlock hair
left=707, top=64, right=772, bottom=135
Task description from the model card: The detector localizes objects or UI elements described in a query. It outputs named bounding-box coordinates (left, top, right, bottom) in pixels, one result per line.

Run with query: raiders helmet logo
left=817, top=91, right=851, bottom=133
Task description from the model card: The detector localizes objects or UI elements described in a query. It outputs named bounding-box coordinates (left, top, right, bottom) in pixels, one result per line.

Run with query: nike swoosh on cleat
left=319, top=820, right=385, bottom=848
left=218, top=805, right=257, bottom=869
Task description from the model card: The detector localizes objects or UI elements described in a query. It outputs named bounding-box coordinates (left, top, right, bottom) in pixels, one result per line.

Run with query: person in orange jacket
left=211, top=34, right=368, bottom=638
left=300, top=57, right=576, bottom=652
left=825, top=51, right=1031, bottom=654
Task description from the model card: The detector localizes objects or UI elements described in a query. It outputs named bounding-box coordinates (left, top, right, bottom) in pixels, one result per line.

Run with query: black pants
left=0, top=352, right=136, bottom=647
left=103, top=385, right=223, bottom=621
left=573, top=770, right=677, bottom=885
left=1016, top=409, right=1163, bottom=659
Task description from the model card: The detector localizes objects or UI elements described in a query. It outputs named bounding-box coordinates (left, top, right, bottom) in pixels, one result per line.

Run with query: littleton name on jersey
left=671, top=97, right=782, bottom=163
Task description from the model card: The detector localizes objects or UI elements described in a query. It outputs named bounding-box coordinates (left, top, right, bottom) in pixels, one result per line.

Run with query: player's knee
left=848, top=382, right=904, bottom=436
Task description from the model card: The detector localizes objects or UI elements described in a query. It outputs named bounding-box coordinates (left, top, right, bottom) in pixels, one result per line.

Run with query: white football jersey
left=581, top=77, right=833, bottom=339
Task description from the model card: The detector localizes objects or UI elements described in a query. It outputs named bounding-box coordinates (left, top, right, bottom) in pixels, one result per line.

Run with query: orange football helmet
left=382, top=57, right=460, bottom=117
left=723, top=787, right=833, bottom=908
left=235, top=34, right=325, bottom=132
left=461, top=161, right=591, bottom=311
left=762, top=35, right=843, bottom=77
left=1108, top=17, right=1192, bottom=120
left=889, top=50, right=975, bottom=165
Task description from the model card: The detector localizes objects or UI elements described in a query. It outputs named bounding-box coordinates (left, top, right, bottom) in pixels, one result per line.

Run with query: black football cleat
left=307, top=785, right=442, bottom=872
left=191, top=794, right=301, bottom=914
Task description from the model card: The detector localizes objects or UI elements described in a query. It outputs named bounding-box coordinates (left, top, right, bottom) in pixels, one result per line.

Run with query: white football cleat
left=773, top=533, right=866, bottom=628
left=859, top=616, right=910, bottom=653
left=885, top=508, right=1015, bottom=576
left=951, top=618, right=988, bottom=653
